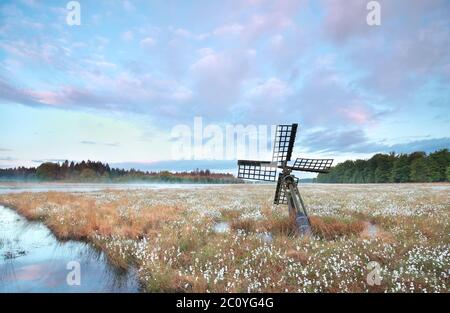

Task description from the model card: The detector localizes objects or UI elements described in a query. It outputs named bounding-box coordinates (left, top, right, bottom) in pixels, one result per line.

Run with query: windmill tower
left=237, top=124, right=333, bottom=235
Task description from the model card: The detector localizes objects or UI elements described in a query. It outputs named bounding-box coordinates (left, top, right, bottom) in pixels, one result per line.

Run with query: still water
left=0, top=205, right=140, bottom=292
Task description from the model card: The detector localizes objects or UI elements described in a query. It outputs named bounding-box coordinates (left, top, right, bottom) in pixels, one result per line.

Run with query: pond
left=0, top=204, right=140, bottom=292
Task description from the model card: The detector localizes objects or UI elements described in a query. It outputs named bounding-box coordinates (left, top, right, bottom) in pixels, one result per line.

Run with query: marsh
left=0, top=182, right=448, bottom=292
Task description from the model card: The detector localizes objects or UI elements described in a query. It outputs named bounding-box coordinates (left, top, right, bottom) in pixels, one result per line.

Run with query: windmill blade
left=290, top=158, right=333, bottom=173
left=272, top=123, right=298, bottom=164
left=274, top=173, right=298, bottom=204
left=237, top=160, right=277, bottom=182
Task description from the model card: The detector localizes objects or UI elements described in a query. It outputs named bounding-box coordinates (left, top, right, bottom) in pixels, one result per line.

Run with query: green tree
left=410, top=157, right=430, bottom=182
left=36, top=162, right=60, bottom=180
left=353, top=159, right=366, bottom=183
left=361, top=163, right=375, bottom=183
left=79, top=168, right=98, bottom=180
left=390, top=154, right=410, bottom=182
left=315, top=149, right=449, bottom=184
left=373, top=153, right=395, bottom=183
left=427, top=149, right=450, bottom=182
left=343, top=167, right=355, bottom=183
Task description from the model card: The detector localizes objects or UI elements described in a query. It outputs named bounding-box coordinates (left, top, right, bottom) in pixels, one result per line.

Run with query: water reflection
left=213, top=222, right=231, bottom=233
left=0, top=205, right=139, bottom=292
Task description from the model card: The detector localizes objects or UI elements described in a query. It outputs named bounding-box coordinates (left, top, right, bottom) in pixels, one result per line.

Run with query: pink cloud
left=339, top=104, right=372, bottom=125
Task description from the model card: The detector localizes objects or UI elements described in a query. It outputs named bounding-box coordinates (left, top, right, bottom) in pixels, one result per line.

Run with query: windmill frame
left=237, top=123, right=333, bottom=235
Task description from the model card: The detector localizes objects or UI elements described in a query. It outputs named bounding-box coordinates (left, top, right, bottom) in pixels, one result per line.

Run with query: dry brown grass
left=0, top=191, right=183, bottom=241
left=285, top=249, right=309, bottom=265
left=230, top=219, right=256, bottom=232
left=231, top=214, right=366, bottom=240
left=265, top=216, right=298, bottom=236
left=310, top=216, right=365, bottom=239
left=220, top=209, right=241, bottom=221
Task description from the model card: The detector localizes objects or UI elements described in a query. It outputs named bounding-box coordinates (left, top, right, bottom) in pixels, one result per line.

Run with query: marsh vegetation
left=0, top=183, right=448, bottom=292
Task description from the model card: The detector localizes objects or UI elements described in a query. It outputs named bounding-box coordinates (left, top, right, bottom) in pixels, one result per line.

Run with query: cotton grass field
left=0, top=183, right=448, bottom=293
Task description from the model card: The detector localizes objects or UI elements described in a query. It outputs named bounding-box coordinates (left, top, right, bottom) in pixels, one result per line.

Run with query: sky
left=0, top=0, right=449, bottom=174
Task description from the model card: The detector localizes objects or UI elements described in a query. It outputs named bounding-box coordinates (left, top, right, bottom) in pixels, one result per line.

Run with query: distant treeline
left=316, top=149, right=450, bottom=183
left=0, top=160, right=242, bottom=184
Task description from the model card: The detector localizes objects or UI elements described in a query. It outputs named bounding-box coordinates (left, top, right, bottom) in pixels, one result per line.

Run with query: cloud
left=239, top=66, right=383, bottom=127
left=241, top=77, right=295, bottom=123
left=31, top=159, right=67, bottom=164
left=242, top=12, right=294, bottom=41
left=173, top=28, right=192, bottom=38
left=83, top=56, right=117, bottom=70
left=189, top=49, right=255, bottom=118
left=105, top=142, right=120, bottom=147
left=80, top=141, right=120, bottom=147
left=0, top=157, right=17, bottom=161
left=0, top=148, right=12, bottom=152
left=321, top=0, right=450, bottom=100
left=293, top=68, right=382, bottom=127
left=247, top=77, right=292, bottom=100
left=300, top=128, right=372, bottom=153
left=123, top=0, right=135, bottom=12
left=213, top=23, right=244, bottom=36
left=212, top=0, right=303, bottom=43
left=140, top=37, right=156, bottom=48
left=0, top=76, right=43, bottom=107
left=0, top=40, right=67, bottom=68
left=0, top=71, right=192, bottom=119
left=321, top=0, right=369, bottom=42
left=31, top=87, right=109, bottom=108
left=121, top=31, right=134, bottom=41
left=21, top=0, right=37, bottom=7
left=111, top=160, right=237, bottom=172
left=300, top=128, right=450, bottom=154
left=388, top=138, right=450, bottom=154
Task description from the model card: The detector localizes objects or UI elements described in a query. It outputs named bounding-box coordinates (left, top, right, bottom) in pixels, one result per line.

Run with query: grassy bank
left=0, top=184, right=448, bottom=292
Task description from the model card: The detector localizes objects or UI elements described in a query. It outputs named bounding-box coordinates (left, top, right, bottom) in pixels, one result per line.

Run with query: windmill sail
left=237, top=160, right=277, bottom=182
left=272, top=124, right=297, bottom=164
left=290, top=158, right=333, bottom=173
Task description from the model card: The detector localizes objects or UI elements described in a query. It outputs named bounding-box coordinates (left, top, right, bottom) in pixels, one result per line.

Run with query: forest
left=316, top=149, right=450, bottom=183
left=2, top=149, right=449, bottom=184
left=0, top=160, right=241, bottom=184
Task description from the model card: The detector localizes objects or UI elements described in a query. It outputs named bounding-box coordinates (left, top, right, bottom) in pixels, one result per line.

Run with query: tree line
left=316, top=149, right=450, bottom=183
left=0, top=160, right=242, bottom=184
